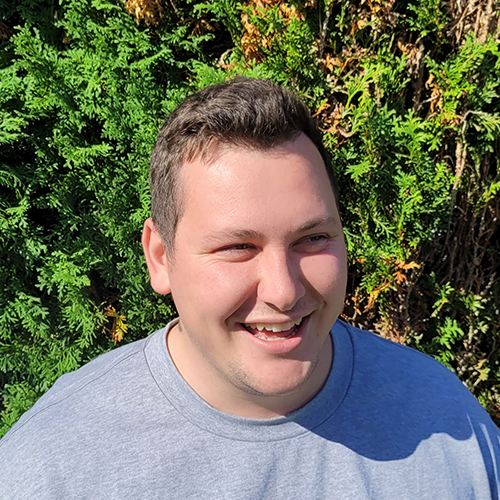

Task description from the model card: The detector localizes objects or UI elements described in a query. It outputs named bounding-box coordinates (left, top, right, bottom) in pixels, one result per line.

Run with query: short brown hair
left=150, top=76, right=338, bottom=253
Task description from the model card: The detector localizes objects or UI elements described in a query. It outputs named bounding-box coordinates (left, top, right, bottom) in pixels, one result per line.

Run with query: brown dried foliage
left=348, top=0, right=399, bottom=36
left=444, top=0, right=499, bottom=46
left=241, top=0, right=304, bottom=62
left=125, top=0, right=165, bottom=26
left=0, top=20, right=13, bottom=40
left=314, top=98, right=345, bottom=138
left=103, top=305, right=128, bottom=344
left=437, top=163, right=499, bottom=298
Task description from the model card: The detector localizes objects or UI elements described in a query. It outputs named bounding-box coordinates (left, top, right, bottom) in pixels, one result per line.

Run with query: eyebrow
left=201, top=216, right=338, bottom=245
left=296, top=216, right=338, bottom=233
left=201, top=229, right=261, bottom=245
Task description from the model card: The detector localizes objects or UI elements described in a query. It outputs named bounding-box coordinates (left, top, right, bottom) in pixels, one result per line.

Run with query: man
left=1, top=77, right=499, bottom=499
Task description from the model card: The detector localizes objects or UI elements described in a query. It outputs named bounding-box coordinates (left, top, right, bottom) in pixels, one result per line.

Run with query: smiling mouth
left=242, top=317, right=306, bottom=341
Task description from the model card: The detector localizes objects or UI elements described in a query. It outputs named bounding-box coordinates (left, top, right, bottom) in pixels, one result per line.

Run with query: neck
left=166, top=321, right=333, bottom=419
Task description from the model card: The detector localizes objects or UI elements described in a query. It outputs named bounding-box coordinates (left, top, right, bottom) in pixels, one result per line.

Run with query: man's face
left=147, top=134, right=347, bottom=416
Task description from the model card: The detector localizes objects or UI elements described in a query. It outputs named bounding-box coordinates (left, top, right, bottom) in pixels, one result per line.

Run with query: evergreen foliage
left=0, top=0, right=499, bottom=435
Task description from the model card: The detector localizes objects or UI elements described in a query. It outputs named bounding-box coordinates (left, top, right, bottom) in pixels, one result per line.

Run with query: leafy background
left=0, top=0, right=499, bottom=436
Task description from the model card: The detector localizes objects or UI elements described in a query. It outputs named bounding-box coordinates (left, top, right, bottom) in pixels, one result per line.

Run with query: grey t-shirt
left=1, top=319, right=499, bottom=499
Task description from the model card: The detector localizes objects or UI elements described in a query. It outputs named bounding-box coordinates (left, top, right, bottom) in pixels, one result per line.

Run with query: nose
left=257, top=249, right=305, bottom=312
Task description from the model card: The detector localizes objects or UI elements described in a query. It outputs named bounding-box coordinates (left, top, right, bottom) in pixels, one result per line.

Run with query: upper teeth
left=246, top=318, right=302, bottom=333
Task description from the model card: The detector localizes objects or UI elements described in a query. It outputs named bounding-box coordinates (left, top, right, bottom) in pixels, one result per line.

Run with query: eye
left=216, top=243, right=257, bottom=261
left=305, top=235, right=328, bottom=243
left=294, top=234, right=330, bottom=252
left=221, top=243, right=255, bottom=251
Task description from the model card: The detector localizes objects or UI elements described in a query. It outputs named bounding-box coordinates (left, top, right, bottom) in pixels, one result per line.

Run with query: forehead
left=180, top=134, right=332, bottom=196
left=176, top=135, right=338, bottom=236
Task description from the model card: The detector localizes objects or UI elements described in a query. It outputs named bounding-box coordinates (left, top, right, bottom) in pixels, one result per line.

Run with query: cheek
left=300, top=252, right=347, bottom=299
left=173, top=260, right=258, bottom=317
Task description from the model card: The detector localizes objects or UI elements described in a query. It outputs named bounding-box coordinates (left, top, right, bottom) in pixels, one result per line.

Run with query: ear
left=142, top=218, right=172, bottom=295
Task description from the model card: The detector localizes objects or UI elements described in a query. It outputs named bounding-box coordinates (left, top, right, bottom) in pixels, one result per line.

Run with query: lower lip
left=241, top=315, right=310, bottom=355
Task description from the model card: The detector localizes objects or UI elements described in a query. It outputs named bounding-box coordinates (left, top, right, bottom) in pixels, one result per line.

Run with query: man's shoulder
left=326, top=320, right=500, bottom=469
left=0, top=326, right=181, bottom=499
left=0, top=329, right=162, bottom=446
left=335, top=320, right=499, bottom=433
left=335, top=320, right=495, bottom=418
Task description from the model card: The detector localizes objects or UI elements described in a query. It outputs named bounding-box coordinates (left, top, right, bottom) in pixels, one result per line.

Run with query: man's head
left=143, top=77, right=347, bottom=418
left=150, top=76, right=338, bottom=254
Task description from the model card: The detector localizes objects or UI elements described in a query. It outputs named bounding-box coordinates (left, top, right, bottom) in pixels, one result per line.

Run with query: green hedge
left=1, top=0, right=499, bottom=436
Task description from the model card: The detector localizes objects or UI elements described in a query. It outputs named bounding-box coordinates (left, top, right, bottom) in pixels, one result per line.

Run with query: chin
left=230, top=358, right=319, bottom=399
